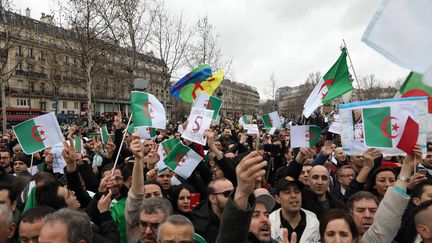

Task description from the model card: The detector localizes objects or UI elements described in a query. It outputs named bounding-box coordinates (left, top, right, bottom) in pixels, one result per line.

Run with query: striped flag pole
left=111, top=114, right=133, bottom=175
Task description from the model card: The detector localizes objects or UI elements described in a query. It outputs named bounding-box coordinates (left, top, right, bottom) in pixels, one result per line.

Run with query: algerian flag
left=131, top=91, right=166, bottom=129
left=163, top=142, right=202, bottom=179
left=193, top=91, right=223, bottom=121
left=239, top=115, right=251, bottom=126
left=363, top=104, right=419, bottom=151
left=262, top=111, right=282, bottom=129
left=128, top=123, right=157, bottom=139
left=157, top=138, right=180, bottom=161
left=303, top=49, right=353, bottom=118
left=13, top=112, right=65, bottom=154
left=100, top=126, right=109, bottom=143
left=362, top=0, right=432, bottom=85
left=290, top=125, right=321, bottom=148
left=74, top=135, right=82, bottom=153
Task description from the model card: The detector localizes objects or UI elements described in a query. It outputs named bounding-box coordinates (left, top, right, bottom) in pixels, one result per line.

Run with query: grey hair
left=0, top=205, right=13, bottom=227
left=140, top=196, right=173, bottom=217
left=157, top=214, right=195, bottom=240
left=43, top=208, right=93, bottom=243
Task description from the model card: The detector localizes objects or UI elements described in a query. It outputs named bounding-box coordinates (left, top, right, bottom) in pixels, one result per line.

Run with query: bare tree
left=60, top=0, right=118, bottom=128
left=150, top=3, right=191, bottom=116
left=186, top=16, right=232, bottom=74
left=359, top=74, right=383, bottom=100
left=0, top=2, right=28, bottom=133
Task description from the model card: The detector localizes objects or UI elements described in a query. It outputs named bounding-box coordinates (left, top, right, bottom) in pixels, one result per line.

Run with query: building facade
left=215, top=79, right=260, bottom=118
left=0, top=8, right=169, bottom=123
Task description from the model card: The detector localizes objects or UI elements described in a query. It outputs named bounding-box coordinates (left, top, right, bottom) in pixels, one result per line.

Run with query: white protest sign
left=244, top=124, right=259, bottom=135
left=182, top=108, right=214, bottom=145
left=52, top=143, right=66, bottom=174
left=340, top=97, right=428, bottom=156
left=328, top=114, right=341, bottom=134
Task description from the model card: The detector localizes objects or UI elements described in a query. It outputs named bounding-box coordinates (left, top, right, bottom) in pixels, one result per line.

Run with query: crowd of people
left=0, top=111, right=432, bottom=243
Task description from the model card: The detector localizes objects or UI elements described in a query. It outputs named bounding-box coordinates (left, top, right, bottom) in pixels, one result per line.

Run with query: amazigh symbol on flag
left=13, top=112, right=65, bottom=154
left=363, top=105, right=419, bottom=152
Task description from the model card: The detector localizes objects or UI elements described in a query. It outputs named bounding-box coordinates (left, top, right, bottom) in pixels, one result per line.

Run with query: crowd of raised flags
left=2, top=1, right=432, bottom=242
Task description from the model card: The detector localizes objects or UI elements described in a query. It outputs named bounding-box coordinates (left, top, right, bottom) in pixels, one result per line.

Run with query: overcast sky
left=14, top=0, right=408, bottom=99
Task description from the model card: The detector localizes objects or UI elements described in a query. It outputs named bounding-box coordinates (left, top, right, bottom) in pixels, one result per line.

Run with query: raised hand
left=105, top=136, right=116, bottom=159
left=295, top=147, right=315, bottom=164
left=320, top=140, right=334, bottom=156
left=93, top=136, right=102, bottom=154
left=282, top=228, right=297, bottom=243
left=234, top=151, right=267, bottom=210
left=130, top=130, right=144, bottom=160
left=114, top=112, right=122, bottom=130
left=362, top=148, right=381, bottom=168
left=146, top=144, right=160, bottom=169
left=97, top=189, right=112, bottom=213
left=62, top=137, right=77, bottom=172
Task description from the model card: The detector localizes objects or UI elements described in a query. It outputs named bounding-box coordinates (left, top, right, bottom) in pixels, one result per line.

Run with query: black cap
left=275, top=176, right=304, bottom=195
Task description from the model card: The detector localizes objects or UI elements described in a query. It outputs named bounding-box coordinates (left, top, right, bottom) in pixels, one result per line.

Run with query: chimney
left=40, top=13, right=54, bottom=25
left=25, top=7, right=30, bottom=18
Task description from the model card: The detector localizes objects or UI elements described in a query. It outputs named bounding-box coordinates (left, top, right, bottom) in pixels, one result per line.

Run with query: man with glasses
left=192, top=178, right=234, bottom=243
left=137, top=197, right=172, bottom=243
left=0, top=149, right=12, bottom=174
left=332, top=165, right=356, bottom=202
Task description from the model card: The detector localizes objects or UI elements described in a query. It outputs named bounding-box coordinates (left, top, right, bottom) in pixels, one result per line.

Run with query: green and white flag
left=157, top=138, right=181, bottom=161
left=74, top=135, right=82, bottom=153
left=193, top=91, right=222, bottom=121
left=163, top=142, right=202, bottom=179
left=131, top=91, right=166, bottom=129
left=290, top=125, right=322, bottom=148
left=100, top=126, right=109, bottom=143
left=262, top=111, right=282, bottom=129
left=13, top=112, right=65, bottom=154
left=363, top=104, right=418, bottom=149
left=128, top=123, right=157, bottom=139
left=239, top=115, right=251, bottom=126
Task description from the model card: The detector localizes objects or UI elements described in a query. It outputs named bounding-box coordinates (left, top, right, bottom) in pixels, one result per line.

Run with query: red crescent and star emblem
left=31, top=125, right=46, bottom=142
left=162, top=147, right=171, bottom=157
left=305, top=129, right=314, bottom=142
left=143, top=102, right=154, bottom=119
left=203, top=99, right=212, bottom=109
left=175, top=153, right=188, bottom=166
left=381, top=116, right=399, bottom=139
left=318, top=79, right=334, bottom=99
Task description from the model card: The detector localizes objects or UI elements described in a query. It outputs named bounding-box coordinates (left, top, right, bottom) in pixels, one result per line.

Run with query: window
left=63, top=101, right=67, bottom=109
left=40, top=83, right=45, bottom=93
left=74, top=102, right=78, bottom=109
left=40, top=51, right=45, bottom=61
left=16, top=99, right=28, bottom=106
left=64, top=56, right=68, bottom=65
left=40, top=66, right=45, bottom=74
left=29, top=82, right=34, bottom=92
left=40, top=102, right=46, bottom=110
left=27, top=64, right=33, bottom=71
left=15, top=46, right=22, bottom=56
left=28, top=48, right=34, bottom=59
left=16, top=63, right=22, bottom=70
